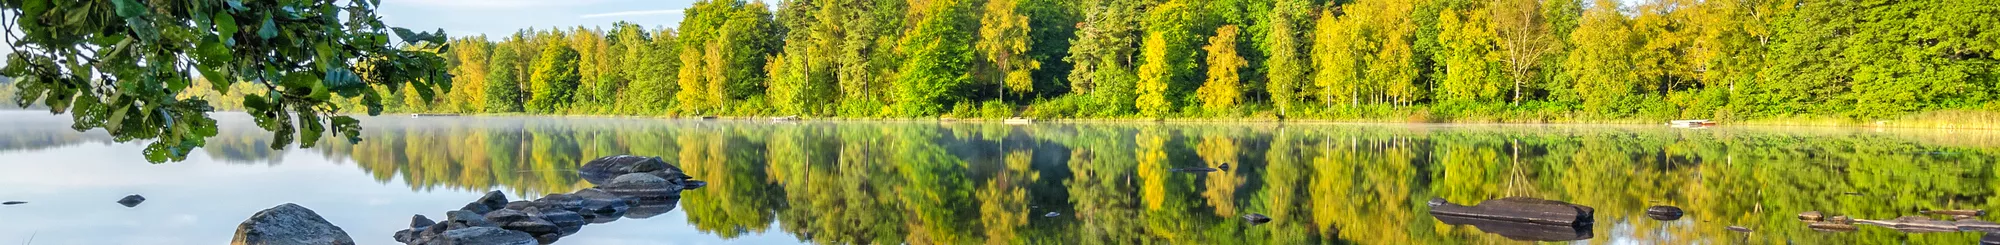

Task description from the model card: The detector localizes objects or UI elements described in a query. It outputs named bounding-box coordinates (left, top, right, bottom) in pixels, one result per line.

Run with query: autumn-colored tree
left=1198, top=25, right=1249, bottom=111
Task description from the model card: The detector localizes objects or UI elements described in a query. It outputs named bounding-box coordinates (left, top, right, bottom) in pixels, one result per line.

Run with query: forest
left=189, top=0, right=1997, bottom=122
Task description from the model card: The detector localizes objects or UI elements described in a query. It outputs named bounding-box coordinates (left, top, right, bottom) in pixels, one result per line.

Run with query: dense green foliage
left=58, top=0, right=1992, bottom=125
left=1, top=0, right=451, bottom=162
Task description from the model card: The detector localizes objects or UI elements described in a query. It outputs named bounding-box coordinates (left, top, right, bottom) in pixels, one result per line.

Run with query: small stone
left=476, top=191, right=509, bottom=210
left=1242, top=213, right=1273, bottom=225
left=2, top=201, right=24, bottom=205
left=410, top=214, right=437, bottom=229
left=1043, top=212, right=1059, bottom=218
left=117, top=195, right=146, bottom=207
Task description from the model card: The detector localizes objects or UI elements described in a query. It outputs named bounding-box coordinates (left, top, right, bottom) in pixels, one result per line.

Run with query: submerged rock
left=1172, top=167, right=1219, bottom=173
left=231, top=203, right=355, bottom=245
left=1428, top=197, right=1595, bottom=228
left=118, top=195, right=146, bottom=207
left=1645, top=206, right=1683, bottom=221
left=1726, top=226, right=1753, bottom=233
left=1242, top=213, right=1272, bottom=225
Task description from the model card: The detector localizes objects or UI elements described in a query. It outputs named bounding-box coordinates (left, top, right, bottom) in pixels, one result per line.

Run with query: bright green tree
left=484, top=44, right=525, bottom=113
left=526, top=37, right=580, bottom=114
left=893, top=0, right=976, bottom=116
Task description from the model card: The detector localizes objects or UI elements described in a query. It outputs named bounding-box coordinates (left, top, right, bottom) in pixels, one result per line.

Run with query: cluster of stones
left=393, top=155, right=704, bottom=245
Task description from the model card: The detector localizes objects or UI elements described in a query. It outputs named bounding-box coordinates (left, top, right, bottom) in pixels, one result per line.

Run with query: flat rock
left=230, top=203, right=354, bottom=245
left=580, top=155, right=689, bottom=185
left=2, top=201, right=24, bottom=205
left=435, top=227, right=536, bottom=245
left=1242, top=213, right=1272, bottom=225
left=1434, top=213, right=1591, bottom=241
left=445, top=210, right=494, bottom=229
left=572, top=188, right=629, bottom=223
left=118, top=195, right=146, bottom=207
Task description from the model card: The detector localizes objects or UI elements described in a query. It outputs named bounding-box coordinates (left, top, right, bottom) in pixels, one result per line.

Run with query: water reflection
left=7, top=111, right=2000, bottom=244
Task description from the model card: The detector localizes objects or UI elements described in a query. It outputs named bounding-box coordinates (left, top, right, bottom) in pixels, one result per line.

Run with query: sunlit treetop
left=0, top=0, right=452, bottom=162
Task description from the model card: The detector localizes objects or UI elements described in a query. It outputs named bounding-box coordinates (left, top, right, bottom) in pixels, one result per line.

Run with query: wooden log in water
left=1855, top=216, right=1959, bottom=233
left=1808, top=222, right=1858, bottom=232
left=1922, top=209, right=1986, bottom=217
left=1428, top=197, right=1595, bottom=228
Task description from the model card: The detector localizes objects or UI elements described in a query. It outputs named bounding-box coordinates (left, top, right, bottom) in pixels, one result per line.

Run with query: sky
left=376, top=0, right=703, bottom=38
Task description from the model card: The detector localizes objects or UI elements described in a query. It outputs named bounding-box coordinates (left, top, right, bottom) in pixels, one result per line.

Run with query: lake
left=1, top=110, right=1997, bottom=244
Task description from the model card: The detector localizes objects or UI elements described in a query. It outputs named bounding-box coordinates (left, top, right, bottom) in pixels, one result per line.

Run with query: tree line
left=355, top=0, right=1995, bottom=121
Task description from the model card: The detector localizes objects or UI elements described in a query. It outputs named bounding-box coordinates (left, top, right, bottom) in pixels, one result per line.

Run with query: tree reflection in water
left=11, top=115, right=2000, bottom=244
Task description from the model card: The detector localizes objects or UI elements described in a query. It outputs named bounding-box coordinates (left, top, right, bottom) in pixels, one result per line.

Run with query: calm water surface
left=2, top=110, right=1998, bottom=244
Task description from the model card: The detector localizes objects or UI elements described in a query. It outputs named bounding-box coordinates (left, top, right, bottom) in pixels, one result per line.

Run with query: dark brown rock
left=1798, top=211, right=1824, bottom=221
left=1645, top=206, right=1683, bottom=221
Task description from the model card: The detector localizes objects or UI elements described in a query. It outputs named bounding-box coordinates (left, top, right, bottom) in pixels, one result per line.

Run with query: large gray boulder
left=230, top=203, right=355, bottom=245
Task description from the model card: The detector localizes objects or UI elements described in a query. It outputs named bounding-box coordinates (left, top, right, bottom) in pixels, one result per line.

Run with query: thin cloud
left=579, top=9, right=684, bottom=19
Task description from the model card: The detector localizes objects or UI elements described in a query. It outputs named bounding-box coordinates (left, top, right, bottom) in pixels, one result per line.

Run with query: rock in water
left=410, top=214, right=437, bottom=229
left=1428, top=197, right=1595, bottom=228
left=445, top=210, right=494, bottom=229
left=580, top=155, right=688, bottom=185
left=572, top=188, right=629, bottom=223
left=1044, top=212, right=1059, bottom=218
left=603, top=173, right=681, bottom=195
left=1242, top=213, right=1273, bottom=225
left=1799, top=211, right=1824, bottom=221
left=230, top=203, right=354, bottom=245
left=1645, top=206, right=1684, bottom=221
left=2, top=201, right=24, bottom=205
left=475, top=191, right=509, bottom=211
left=437, top=227, right=537, bottom=245
left=1984, top=232, right=2000, bottom=245
left=1726, top=226, right=1753, bottom=233
left=118, top=195, right=146, bottom=207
